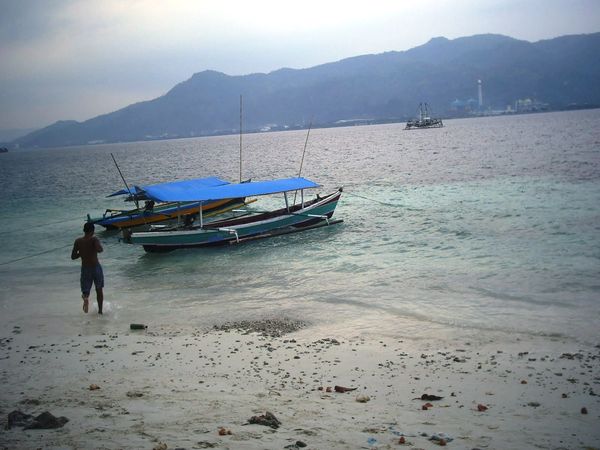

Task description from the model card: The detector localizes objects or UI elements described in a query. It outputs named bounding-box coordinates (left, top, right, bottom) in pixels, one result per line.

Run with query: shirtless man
left=71, top=222, right=104, bottom=314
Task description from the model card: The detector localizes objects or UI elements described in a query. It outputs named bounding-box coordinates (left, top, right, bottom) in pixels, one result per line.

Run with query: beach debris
left=152, top=443, right=167, bottom=450
left=527, top=402, right=540, bottom=408
left=284, top=441, right=307, bottom=449
left=196, top=441, right=217, bottom=448
left=581, top=407, right=588, bottom=414
left=422, top=402, right=434, bottom=410
left=7, top=410, right=33, bottom=429
left=7, top=410, right=69, bottom=430
left=334, top=385, right=357, bottom=393
left=218, top=427, right=232, bottom=435
left=247, top=411, right=281, bottom=429
left=27, top=411, right=69, bottom=430
left=399, top=436, right=406, bottom=444
left=520, top=380, right=528, bottom=384
left=356, top=394, right=370, bottom=403
left=418, top=394, right=444, bottom=401
left=477, top=404, right=488, bottom=412
left=213, top=318, right=305, bottom=337
left=367, top=437, right=377, bottom=446
left=326, top=387, right=332, bottom=393
left=126, top=390, right=144, bottom=398
left=430, top=432, right=453, bottom=444
left=130, top=323, right=147, bottom=330
left=89, top=383, right=101, bottom=390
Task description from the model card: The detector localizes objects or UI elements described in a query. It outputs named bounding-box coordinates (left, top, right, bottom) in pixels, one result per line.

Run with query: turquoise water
left=0, top=110, right=599, bottom=343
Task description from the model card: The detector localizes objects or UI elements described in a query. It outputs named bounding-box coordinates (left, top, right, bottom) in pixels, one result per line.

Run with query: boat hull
left=129, top=189, right=342, bottom=252
left=89, top=197, right=246, bottom=230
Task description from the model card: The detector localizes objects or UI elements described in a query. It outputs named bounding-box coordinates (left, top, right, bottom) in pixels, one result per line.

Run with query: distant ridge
left=12, top=32, right=600, bottom=149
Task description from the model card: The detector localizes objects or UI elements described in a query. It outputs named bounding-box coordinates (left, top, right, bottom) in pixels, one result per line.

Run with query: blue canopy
left=107, top=176, right=228, bottom=198
left=139, top=177, right=320, bottom=202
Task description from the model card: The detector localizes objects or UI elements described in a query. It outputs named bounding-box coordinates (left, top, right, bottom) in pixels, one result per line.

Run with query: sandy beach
left=1, top=317, right=598, bottom=450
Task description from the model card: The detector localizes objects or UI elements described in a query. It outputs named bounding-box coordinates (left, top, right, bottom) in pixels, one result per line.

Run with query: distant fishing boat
left=405, top=103, right=443, bottom=129
left=87, top=176, right=248, bottom=230
left=124, top=177, right=343, bottom=252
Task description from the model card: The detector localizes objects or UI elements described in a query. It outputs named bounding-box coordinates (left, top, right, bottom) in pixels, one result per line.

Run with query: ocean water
left=0, top=110, right=599, bottom=344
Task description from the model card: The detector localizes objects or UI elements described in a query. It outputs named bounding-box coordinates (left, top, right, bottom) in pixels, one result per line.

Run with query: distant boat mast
left=239, top=94, right=243, bottom=183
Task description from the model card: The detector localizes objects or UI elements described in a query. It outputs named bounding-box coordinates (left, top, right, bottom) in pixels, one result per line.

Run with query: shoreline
left=1, top=318, right=599, bottom=449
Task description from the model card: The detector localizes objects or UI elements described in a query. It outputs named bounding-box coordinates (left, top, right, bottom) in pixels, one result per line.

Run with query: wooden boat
left=405, top=103, right=443, bottom=129
left=88, top=176, right=247, bottom=230
left=125, top=177, right=343, bottom=252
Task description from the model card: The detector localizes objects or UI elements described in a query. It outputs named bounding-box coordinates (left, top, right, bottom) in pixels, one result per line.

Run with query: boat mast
left=239, top=95, right=243, bottom=183
left=293, top=121, right=312, bottom=206
left=110, top=153, right=139, bottom=210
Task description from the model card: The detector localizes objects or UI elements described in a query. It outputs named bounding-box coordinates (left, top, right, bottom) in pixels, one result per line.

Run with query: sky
left=0, top=0, right=598, bottom=132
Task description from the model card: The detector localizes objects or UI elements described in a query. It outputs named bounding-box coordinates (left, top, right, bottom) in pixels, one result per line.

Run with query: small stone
left=126, top=391, right=144, bottom=398
left=356, top=394, right=370, bottom=403
left=477, top=404, right=488, bottom=412
left=89, top=384, right=100, bottom=391
left=581, top=407, right=588, bottom=414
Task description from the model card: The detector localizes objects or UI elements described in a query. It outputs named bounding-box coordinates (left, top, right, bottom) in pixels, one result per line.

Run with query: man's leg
left=93, top=264, right=105, bottom=314
left=96, top=288, right=103, bottom=314
left=81, top=267, right=91, bottom=314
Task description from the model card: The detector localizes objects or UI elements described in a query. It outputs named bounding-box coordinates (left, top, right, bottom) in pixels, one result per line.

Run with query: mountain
left=0, top=127, right=38, bottom=143
left=13, top=32, right=600, bottom=148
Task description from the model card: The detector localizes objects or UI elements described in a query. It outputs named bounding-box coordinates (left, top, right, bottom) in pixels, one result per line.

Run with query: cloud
left=0, top=0, right=598, bottom=129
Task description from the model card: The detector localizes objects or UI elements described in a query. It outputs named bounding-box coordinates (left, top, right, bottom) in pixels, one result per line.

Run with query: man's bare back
left=72, top=223, right=104, bottom=314
left=71, top=235, right=103, bottom=266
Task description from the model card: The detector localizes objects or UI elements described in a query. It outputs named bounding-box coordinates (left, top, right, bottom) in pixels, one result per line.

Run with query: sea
left=0, top=109, right=599, bottom=345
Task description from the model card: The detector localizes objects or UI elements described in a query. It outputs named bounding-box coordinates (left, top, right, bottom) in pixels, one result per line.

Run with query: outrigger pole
left=110, top=153, right=139, bottom=210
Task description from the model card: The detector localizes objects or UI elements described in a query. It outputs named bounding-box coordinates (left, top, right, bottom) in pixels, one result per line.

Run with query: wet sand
left=1, top=318, right=599, bottom=449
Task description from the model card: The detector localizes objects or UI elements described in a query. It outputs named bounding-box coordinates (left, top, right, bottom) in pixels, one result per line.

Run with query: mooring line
left=0, top=243, right=73, bottom=266
left=343, top=190, right=403, bottom=207
left=0, top=216, right=84, bottom=236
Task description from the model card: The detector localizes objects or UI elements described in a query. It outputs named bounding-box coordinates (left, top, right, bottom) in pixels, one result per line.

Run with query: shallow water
left=1, top=110, right=599, bottom=343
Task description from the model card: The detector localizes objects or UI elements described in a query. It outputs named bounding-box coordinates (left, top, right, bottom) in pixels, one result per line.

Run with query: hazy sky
left=1, top=0, right=598, bottom=130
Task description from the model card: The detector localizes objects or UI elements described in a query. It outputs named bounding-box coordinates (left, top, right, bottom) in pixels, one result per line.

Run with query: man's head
left=83, top=222, right=95, bottom=235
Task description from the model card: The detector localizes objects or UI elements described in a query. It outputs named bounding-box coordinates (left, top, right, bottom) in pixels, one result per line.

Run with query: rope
left=0, top=216, right=84, bottom=235
left=343, top=190, right=403, bottom=207
left=0, top=243, right=73, bottom=266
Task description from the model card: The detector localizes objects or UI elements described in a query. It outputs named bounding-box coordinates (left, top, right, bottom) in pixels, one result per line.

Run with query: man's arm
left=71, top=240, right=80, bottom=260
left=94, top=237, right=103, bottom=253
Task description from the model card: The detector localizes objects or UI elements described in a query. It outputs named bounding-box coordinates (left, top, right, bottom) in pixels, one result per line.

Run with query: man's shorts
left=80, top=264, right=104, bottom=296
